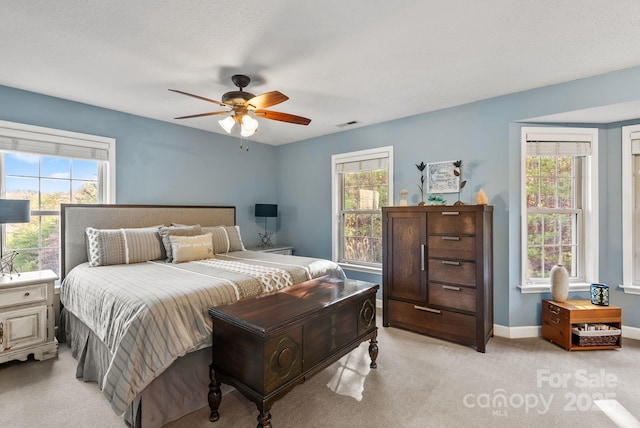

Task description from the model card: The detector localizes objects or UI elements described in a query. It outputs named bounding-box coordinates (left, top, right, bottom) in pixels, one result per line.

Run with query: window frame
left=331, top=146, right=393, bottom=274
left=0, top=120, right=116, bottom=275
left=621, top=124, right=640, bottom=295
left=519, top=127, right=598, bottom=293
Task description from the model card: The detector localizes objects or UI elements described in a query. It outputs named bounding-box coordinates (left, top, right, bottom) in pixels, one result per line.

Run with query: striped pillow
left=201, top=225, right=246, bottom=253
left=86, top=226, right=163, bottom=267
left=225, top=225, right=245, bottom=252
left=201, top=226, right=230, bottom=254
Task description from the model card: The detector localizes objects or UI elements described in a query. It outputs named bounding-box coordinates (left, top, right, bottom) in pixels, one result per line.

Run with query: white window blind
left=0, top=135, right=109, bottom=161
left=526, top=141, right=591, bottom=157
left=335, top=157, right=389, bottom=173
left=630, top=131, right=640, bottom=154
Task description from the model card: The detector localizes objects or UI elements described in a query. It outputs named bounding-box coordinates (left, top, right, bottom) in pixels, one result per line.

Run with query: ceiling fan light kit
left=170, top=74, right=311, bottom=143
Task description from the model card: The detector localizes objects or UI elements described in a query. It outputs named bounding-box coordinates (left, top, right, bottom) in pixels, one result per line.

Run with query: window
left=0, top=121, right=115, bottom=276
left=520, top=127, right=598, bottom=292
left=622, top=124, right=640, bottom=294
left=332, top=146, right=393, bottom=273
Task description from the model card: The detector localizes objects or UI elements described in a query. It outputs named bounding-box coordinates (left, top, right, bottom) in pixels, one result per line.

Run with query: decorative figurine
left=416, top=162, right=426, bottom=206
left=0, top=251, right=20, bottom=277
left=453, top=160, right=467, bottom=206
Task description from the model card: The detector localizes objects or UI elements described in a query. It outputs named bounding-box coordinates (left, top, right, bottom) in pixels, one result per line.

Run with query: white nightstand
left=248, top=245, right=294, bottom=255
left=0, top=270, right=58, bottom=364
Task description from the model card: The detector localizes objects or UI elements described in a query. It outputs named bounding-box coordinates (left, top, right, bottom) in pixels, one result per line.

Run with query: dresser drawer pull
left=24, top=292, right=30, bottom=297
left=441, top=260, right=461, bottom=266
left=421, top=244, right=425, bottom=271
left=548, top=306, right=560, bottom=315
left=442, top=211, right=460, bottom=216
left=551, top=317, right=560, bottom=324
left=441, top=236, right=460, bottom=241
left=442, top=285, right=461, bottom=291
left=0, top=322, right=3, bottom=345
left=413, top=305, right=441, bottom=314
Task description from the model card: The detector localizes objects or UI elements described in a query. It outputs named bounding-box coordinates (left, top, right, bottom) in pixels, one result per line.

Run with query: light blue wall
left=4, top=63, right=640, bottom=329
left=277, top=66, right=640, bottom=328
left=0, top=85, right=278, bottom=248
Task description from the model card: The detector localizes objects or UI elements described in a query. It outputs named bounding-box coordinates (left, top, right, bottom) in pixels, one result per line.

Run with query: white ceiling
left=3, top=1, right=640, bottom=145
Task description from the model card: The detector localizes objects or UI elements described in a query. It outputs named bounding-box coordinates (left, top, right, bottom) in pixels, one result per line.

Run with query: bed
left=58, top=204, right=344, bottom=427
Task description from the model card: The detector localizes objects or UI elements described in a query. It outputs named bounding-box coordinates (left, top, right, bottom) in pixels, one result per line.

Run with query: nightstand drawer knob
left=24, top=292, right=30, bottom=297
left=0, top=322, right=3, bottom=344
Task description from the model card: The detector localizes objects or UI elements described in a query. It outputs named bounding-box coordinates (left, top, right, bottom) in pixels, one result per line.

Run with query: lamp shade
left=255, top=204, right=277, bottom=218
left=0, top=199, right=30, bottom=224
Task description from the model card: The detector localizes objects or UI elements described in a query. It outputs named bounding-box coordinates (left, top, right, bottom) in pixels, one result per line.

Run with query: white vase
left=550, top=264, right=569, bottom=302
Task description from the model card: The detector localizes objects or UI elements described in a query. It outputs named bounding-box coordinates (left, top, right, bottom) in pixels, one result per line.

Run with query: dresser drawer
left=542, top=300, right=568, bottom=320
left=541, top=311, right=570, bottom=349
left=0, top=283, right=47, bottom=309
left=387, top=299, right=476, bottom=345
left=429, top=283, right=476, bottom=312
left=428, top=259, right=476, bottom=287
left=428, top=235, right=476, bottom=260
left=428, top=211, right=476, bottom=235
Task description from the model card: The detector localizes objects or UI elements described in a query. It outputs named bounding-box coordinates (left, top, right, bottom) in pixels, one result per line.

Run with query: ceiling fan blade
left=169, top=89, right=226, bottom=106
left=245, top=91, right=289, bottom=109
left=174, top=111, right=230, bottom=119
left=254, top=109, right=311, bottom=125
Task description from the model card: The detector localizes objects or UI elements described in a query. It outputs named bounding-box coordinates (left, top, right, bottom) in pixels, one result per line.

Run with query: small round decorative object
left=550, top=264, right=569, bottom=302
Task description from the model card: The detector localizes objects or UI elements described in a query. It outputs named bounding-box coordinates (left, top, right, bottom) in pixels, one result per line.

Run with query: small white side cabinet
left=0, top=270, right=58, bottom=364
left=249, top=246, right=294, bottom=255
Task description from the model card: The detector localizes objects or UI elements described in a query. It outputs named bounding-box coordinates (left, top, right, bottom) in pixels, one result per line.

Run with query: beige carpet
left=1, top=323, right=639, bottom=428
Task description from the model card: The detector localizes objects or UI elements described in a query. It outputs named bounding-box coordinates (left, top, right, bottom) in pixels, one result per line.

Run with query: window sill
left=518, top=282, right=591, bottom=294
left=337, top=262, right=382, bottom=275
left=619, top=284, right=640, bottom=295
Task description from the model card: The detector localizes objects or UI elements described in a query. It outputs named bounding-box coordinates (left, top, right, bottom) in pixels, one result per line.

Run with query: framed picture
left=427, top=160, right=459, bottom=194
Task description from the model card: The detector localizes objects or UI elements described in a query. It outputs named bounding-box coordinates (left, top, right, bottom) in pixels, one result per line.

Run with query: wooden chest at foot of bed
left=208, top=278, right=379, bottom=427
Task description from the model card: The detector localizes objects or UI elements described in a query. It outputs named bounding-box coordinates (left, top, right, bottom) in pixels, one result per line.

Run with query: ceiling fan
left=169, top=74, right=311, bottom=138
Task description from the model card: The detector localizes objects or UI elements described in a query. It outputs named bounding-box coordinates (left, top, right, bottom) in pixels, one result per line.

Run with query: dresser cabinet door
left=1, top=306, right=47, bottom=352
left=384, top=211, right=427, bottom=302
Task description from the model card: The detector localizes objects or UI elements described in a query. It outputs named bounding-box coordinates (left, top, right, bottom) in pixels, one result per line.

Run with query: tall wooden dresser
left=382, top=205, right=493, bottom=352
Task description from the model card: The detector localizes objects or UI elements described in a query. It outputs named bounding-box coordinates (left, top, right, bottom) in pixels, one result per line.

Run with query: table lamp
left=255, top=204, right=277, bottom=248
left=0, top=199, right=31, bottom=276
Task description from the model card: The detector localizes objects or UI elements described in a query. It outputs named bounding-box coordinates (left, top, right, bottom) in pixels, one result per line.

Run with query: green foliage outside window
left=4, top=153, right=99, bottom=276
left=341, top=169, right=388, bottom=264
left=526, top=155, right=579, bottom=280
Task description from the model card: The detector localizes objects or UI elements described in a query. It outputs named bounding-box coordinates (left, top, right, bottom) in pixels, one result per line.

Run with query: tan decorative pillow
left=169, top=233, right=214, bottom=263
left=158, top=225, right=202, bottom=262
left=86, top=226, right=163, bottom=267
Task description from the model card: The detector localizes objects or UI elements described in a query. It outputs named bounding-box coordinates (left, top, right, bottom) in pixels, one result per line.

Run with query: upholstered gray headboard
left=60, top=204, right=236, bottom=280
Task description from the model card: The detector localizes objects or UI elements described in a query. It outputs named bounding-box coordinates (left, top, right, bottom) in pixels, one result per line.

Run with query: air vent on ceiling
left=336, top=120, right=359, bottom=128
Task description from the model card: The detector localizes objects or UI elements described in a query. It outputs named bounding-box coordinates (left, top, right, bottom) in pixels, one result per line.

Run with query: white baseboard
left=622, top=325, right=640, bottom=340
left=493, top=324, right=541, bottom=339
left=376, top=298, right=383, bottom=309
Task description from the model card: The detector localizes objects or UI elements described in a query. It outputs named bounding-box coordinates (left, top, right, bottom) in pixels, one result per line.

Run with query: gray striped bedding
left=60, top=250, right=344, bottom=415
